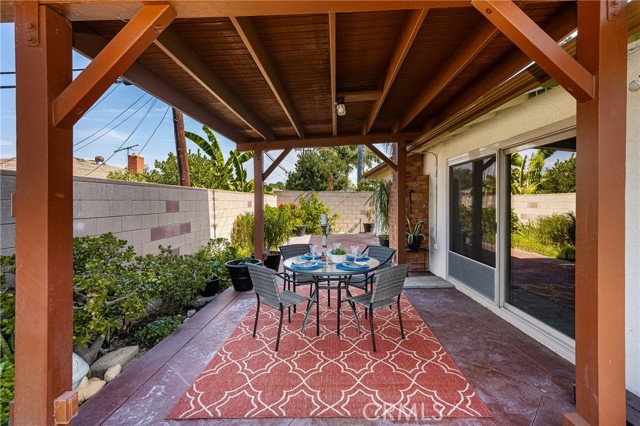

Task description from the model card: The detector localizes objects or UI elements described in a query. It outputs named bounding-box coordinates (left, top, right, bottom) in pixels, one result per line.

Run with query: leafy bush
left=0, top=357, right=14, bottom=426
left=195, top=238, right=243, bottom=290
left=135, top=315, right=182, bottom=347
left=0, top=255, right=15, bottom=426
left=264, top=204, right=297, bottom=251
left=372, top=180, right=391, bottom=235
left=512, top=213, right=576, bottom=259
left=231, top=212, right=254, bottom=254
left=299, top=192, right=339, bottom=234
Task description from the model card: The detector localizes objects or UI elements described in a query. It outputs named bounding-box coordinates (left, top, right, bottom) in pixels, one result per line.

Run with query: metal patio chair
left=341, top=264, right=410, bottom=352
left=248, top=263, right=315, bottom=352
left=279, top=243, right=316, bottom=310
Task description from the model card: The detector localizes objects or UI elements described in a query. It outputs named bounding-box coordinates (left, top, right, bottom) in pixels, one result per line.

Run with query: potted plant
left=363, top=203, right=374, bottom=233
left=264, top=205, right=292, bottom=271
left=289, top=203, right=306, bottom=236
left=373, top=180, right=391, bottom=246
left=330, top=247, right=347, bottom=264
left=198, top=238, right=231, bottom=296
left=225, top=257, right=262, bottom=291
left=406, top=217, right=427, bottom=251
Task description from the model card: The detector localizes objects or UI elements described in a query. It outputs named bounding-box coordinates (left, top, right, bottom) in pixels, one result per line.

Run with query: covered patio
left=1, top=1, right=633, bottom=425
left=72, top=282, right=575, bottom=425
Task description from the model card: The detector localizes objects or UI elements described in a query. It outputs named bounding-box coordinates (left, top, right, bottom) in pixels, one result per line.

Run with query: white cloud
left=0, top=139, right=15, bottom=147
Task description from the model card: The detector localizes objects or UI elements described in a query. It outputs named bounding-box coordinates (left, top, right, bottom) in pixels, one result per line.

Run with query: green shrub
left=135, top=315, right=182, bottom=347
left=195, top=238, right=243, bottom=290
left=299, top=192, right=339, bottom=234
left=0, top=255, right=15, bottom=426
left=512, top=212, right=575, bottom=259
left=231, top=212, right=254, bottom=254
left=0, top=357, right=14, bottom=426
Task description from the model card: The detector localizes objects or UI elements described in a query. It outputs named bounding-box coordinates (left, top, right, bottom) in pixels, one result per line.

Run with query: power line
left=85, top=82, right=121, bottom=115
left=0, top=68, right=86, bottom=75
left=84, top=99, right=157, bottom=177
left=73, top=94, right=150, bottom=151
left=264, top=150, right=289, bottom=174
left=138, top=105, right=171, bottom=155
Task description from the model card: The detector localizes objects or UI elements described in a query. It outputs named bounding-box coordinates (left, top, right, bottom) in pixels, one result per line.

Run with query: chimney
left=128, top=154, right=144, bottom=174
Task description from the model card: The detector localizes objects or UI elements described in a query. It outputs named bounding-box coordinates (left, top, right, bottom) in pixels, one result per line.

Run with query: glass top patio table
left=283, top=255, right=380, bottom=336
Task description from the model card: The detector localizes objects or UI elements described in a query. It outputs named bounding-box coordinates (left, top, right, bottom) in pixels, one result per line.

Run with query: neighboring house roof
left=0, top=157, right=124, bottom=179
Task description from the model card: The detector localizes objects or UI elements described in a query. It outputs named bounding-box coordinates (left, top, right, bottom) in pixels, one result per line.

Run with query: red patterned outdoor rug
left=167, top=290, right=492, bottom=421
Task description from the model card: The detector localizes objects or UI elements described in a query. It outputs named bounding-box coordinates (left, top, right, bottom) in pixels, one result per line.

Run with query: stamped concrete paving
left=75, top=281, right=575, bottom=425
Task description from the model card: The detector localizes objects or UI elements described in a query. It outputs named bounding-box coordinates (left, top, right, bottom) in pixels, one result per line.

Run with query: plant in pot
left=373, top=180, right=391, bottom=246
left=229, top=213, right=261, bottom=291
left=288, top=203, right=306, bottom=236
left=225, top=257, right=262, bottom=291
left=263, top=205, right=292, bottom=271
left=330, top=247, right=347, bottom=264
left=406, top=217, right=428, bottom=251
left=197, top=238, right=234, bottom=296
left=363, top=203, right=374, bottom=233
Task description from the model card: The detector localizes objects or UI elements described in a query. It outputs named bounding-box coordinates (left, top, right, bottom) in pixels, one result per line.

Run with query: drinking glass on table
left=310, top=244, right=318, bottom=256
left=351, top=246, right=360, bottom=258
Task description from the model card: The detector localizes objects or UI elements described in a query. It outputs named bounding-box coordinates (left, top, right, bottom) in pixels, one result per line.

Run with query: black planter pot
left=378, top=235, right=389, bottom=247
left=363, top=223, right=374, bottom=233
left=225, top=259, right=262, bottom=291
left=264, top=252, right=281, bottom=271
left=406, top=235, right=423, bottom=251
left=202, top=277, right=220, bottom=297
left=295, top=225, right=307, bottom=236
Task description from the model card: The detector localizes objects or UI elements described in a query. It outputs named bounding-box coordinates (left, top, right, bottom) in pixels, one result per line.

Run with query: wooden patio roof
left=4, top=1, right=626, bottom=152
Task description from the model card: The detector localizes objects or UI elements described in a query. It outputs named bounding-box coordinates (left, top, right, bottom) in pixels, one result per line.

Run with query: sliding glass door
left=506, top=138, right=576, bottom=338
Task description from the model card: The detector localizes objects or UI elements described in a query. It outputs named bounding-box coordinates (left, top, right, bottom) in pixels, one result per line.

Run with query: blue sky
left=0, top=23, right=298, bottom=184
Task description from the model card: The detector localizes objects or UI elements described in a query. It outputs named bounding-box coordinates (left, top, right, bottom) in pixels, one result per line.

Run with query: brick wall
left=275, top=191, right=374, bottom=233
left=389, top=153, right=430, bottom=272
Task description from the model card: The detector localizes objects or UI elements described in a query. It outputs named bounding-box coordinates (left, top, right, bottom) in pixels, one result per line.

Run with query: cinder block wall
left=275, top=191, right=374, bottom=233
left=0, top=172, right=16, bottom=256
left=511, top=193, right=575, bottom=222
left=209, top=190, right=277, bottom=241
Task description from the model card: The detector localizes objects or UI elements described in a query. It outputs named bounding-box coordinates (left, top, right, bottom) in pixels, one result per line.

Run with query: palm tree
left=511, top=149, right=553, bottom=194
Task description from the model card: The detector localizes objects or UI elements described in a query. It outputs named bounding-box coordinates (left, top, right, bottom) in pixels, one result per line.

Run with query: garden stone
left=90, top=345, right=138, bottom=377
left=72, top=353, right=90, bottom=389
left=192, top=295, right=215, bottom=308
left=104, top=364, right=121, bottom=382
left=77, top=377, right=106, bottom=402
left=187, top=309, right=196, bottom=318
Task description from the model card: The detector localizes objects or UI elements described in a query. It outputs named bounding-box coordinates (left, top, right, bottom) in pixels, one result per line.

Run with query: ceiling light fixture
left=629, top=76, right=640, bottom=92
left=336, top=98, right=346, bottom=116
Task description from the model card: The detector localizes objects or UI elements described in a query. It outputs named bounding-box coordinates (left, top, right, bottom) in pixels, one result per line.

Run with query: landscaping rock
left=187, top=309, right=196, bottom=318
left=104, top=364, right=121, bottom=382
left=90, top=346, right=138, bottom=377
left=192, top=295, right=215, bottom=308
left=77, top=377, right=106, bottom=402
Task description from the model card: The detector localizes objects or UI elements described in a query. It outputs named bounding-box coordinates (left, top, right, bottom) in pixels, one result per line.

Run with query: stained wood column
left=253, top=149, right=265, bottom=260
left=14, top=5, right=74, bottom=425
left=393, top=139, right=407, bottom=264
left=564, top=1, right=627, bottom=425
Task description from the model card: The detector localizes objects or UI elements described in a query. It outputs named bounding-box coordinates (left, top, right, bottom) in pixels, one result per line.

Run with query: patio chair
left=345, top=245, right=396, bottom=317
left=248, top=264, right=315, bottom=352
left=341, top=263, right=409, bottom=352
left=279, top=243, right=316, bottom=311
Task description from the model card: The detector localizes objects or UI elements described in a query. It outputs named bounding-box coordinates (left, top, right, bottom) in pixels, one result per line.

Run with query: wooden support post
left=172, top=108, right=191, bottom=187
left=393, top=139, right=407, bottom=265
left=564, top=1, right=627, bottom=425
left=14, top=5, right=74, bottom=426
left=253, top=149, right=265, bottom=260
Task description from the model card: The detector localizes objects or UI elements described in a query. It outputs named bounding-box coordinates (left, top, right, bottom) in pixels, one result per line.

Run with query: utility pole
left=172, top=107, right=190, bottom=187
left=357, top=144, right=364, bottom=183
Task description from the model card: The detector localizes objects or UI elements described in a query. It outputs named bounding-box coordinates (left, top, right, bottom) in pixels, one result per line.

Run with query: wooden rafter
left=337, top=90, right=381, bottom=103
left=237, top=132, right=420, bottom=152
left=329, top=12, right=337, bottom=137
left=53, top=4, right=176, bottom=129
left=409, top=2, right=577, bottom=151
left=72, top=31, right=248, bottom=143
left=263, top=148, right=292, bottom=180
left=154, top=27, right=275, bottom=140
left=1, top=1, right=473, bottom=22
left=231, top=17, right=305, bottom=139
left=395, top=18, right=498, bottom=132
left=364, top=9, right=428, bottom=135
left=471, top=0, right=594, bottom=102
left=365, top=143, right=397, bottom=171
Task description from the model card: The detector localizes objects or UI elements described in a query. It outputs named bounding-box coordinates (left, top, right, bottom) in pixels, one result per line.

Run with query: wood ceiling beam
left=364, top=9, right=428, bottom=135
left=154, top=27, right=275, bottom=140
left=472, top=0, right=594, bottom=103
left=1, top=2, right=476, bottom=22
left=365, top=143, right=397, bottom=171
left=337, top=90, right=382, bottom=103
left=237, top=132, right=420, bottom=152
left=72, top=30, right=248, bottom=143
left=329, top=12, right=337, bottom=137
left=263, top=148, right=292, bottom=180
left=409, top=2, right=577, bottom=151
left=394, top=18, right=498, bottom=132
left=53, top=5, right=176, bottom=129
left=231, top=17, right=305, bottom=139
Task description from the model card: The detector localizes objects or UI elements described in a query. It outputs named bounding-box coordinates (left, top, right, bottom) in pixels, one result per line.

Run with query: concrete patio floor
left=75, top=276, right=576, bottom=425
